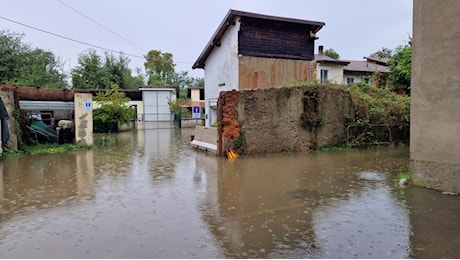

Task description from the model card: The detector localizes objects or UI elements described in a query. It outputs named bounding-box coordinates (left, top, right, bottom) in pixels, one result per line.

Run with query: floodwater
left=0, top=129, right=459, bottom=258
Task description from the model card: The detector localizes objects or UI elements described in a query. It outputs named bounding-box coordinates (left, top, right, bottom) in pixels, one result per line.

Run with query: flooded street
left=0, top=129, right=459, bottom=258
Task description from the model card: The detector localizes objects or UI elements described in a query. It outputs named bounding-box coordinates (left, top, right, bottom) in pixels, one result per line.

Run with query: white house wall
left=317, top=63, right=344, bottom=84
left=203, top=18, right=240, bottom=126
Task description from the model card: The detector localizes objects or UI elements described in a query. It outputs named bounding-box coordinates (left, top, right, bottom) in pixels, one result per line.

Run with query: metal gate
left=143, top=90, right=173, bottom=121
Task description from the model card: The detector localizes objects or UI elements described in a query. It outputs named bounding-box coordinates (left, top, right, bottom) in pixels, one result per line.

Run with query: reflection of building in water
left=196, top=150, right=413, bottom=258
left=76, top=151, right=95, bottom=197
left=0, top=151, right=96, bottom=221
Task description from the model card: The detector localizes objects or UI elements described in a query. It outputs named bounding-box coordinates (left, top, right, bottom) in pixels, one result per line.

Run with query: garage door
left=143, top=90, right=173, bottom=121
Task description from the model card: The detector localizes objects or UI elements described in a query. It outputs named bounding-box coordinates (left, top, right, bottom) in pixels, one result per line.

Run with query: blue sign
left=192, top=106, right=201, bottom=119
left=85, top=101, right=92, bottom=112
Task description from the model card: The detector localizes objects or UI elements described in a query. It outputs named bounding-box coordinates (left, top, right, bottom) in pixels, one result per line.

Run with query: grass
left=394, top=171, right=411, bottom=185
left=2, top=135, right=117, bottom=158
left=320, top=146, right=349, bottom=152
left=21, top=143, right=83, bottom=155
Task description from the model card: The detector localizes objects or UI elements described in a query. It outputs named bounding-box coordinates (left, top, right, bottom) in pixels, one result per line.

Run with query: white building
left=192, top=9, right=324, bottom=126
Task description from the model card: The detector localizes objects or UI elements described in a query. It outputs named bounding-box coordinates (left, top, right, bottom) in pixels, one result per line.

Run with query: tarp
left=0, top=97, right=8, bottom=119
left=0, top=97, right=10, bottom=145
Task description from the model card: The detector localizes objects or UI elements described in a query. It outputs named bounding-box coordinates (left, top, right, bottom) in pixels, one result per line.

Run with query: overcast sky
left=1, top=0, right=413, bottom=78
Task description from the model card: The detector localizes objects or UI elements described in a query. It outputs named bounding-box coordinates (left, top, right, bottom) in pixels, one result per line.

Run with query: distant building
left=193, top=9, right=325, bottom=126
left=314, top=46, right=390, bottom=87
left=343, top=57, right=390, bottom=87
left=314, top=45, right=350, bottom=84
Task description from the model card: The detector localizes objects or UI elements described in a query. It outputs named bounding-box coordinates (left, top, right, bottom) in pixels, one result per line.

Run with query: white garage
left=140, top=87, right=176, bottom=122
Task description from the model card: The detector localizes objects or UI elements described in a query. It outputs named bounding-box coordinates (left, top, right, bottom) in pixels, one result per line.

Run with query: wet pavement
left=0, top=128, right=459, bottom=258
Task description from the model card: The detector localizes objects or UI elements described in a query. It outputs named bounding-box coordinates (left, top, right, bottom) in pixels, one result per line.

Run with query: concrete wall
left=411, top=0, right=460, bottom=193
left=190, top=126, right=218, bottom=155
left=0, top=88, right=18, bottom=151
left=74, top=93, right=93, bottom=146
left=219, top=85, right=354, bottom=155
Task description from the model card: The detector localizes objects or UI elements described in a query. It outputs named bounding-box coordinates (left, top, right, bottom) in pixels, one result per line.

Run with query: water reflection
left=0, top=151, right=95, bottom=221
left=0, top=129, right=459, bottom=258
left=198, top=150, right=413, bottom=258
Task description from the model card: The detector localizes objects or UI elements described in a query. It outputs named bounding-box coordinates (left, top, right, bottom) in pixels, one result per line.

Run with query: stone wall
left=74, top=93, right=93, bottom=146
left=0, top=88, right=18, bottom=151
left=218, top=85, right=354, bottom=155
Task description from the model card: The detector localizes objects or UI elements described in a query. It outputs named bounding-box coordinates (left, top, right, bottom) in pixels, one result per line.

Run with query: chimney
left=319, top=45, right=324, bottom=54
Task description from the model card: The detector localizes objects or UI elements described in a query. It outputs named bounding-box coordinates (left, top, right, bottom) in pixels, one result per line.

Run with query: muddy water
left=0, top=129, right=459, bottom=258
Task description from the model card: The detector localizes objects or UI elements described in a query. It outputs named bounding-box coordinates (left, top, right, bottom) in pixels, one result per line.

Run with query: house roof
left=365, top=56, right=389, bottom=66
left=344, top=60, right=390, bottom=73
left=182, top=101, right=205, bottom=108
left=314, top=53, right=350, bottom=66
left=192, top=9, right=325, bottom=69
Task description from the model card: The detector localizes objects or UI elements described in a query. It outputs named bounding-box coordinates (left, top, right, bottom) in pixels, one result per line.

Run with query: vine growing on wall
left=301, top=91, right=325, bottom=129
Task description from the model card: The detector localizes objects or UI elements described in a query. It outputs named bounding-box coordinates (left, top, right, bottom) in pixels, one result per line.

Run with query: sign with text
left=192, top=106, right=201, bottom=119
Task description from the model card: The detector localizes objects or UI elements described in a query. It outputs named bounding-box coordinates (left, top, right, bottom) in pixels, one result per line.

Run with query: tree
left=0, top=30, right=67, bottom=88
left=168, top=71, right=204, bottom=89
left=72, top=50, right=141, bottom=89
left=72, top=50, right=107, bottom=89
left=370, top=47, right=393, bottom=59
left=143, top=49, right=204, bottom=89
left=324, top=48, right=340, bottom=59
left=144, top=50, right=175, bottom=85
left=93, top=84, right=135, bottom=133
left=388, top=43, right=412, bottom=95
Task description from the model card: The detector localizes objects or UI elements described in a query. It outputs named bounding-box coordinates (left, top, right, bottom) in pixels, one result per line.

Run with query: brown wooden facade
left=238, top=56, right=316, bottom=90
left=238, top=16, right=316, bottom=60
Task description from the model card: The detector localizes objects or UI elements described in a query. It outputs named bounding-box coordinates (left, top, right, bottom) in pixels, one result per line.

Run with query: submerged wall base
left=411, top=160, right=460, bottom=194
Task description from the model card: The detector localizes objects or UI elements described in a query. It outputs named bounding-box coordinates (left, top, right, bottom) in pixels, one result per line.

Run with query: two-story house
left=192, top=9, right=325, bottom=126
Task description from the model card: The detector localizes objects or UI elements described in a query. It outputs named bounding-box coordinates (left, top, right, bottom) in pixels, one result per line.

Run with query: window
left=346, top=77, right=354, bottom=84
left=362, top=76, right=371, bottom=85
left=320, top=69, right=328, bottom=84
left=199, top=89, right=205, bottom=100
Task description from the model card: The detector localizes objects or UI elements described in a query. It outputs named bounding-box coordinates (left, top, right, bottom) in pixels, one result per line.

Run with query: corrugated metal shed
left=19, top=101, right=74, bottom=110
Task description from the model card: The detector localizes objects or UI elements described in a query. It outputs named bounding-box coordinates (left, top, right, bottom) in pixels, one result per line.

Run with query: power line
left=57, top=0, right=147, bottom=52
left=0, top=15, right=144, bottom=59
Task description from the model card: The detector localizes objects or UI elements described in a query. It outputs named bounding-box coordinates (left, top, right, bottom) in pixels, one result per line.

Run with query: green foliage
left=21, top=143, right=81, bottom=155
left=93, top=135, right=117, bottom=148
left=340, top=83, right=410, bottom=146
left=233, top=131, right=244, bottom=149
left=344, top=83, right=410, bottom=125
left=144, top=50, right=176, bottom=85
left=72, top=50, right=140, bottom=89
left=93, top=85, right=135, bottom=133
left=167, top=98, right=188, bottom=115
left=0, top=30, right=68, bottom=88
left=324, top=48, right=340, bottom=59
left=320, top=146, right=349, bottom=152
left=388, top=43, right=412, bottom=95
left=143, top=50, right=203, bottom=89
left=370, top=47, right=393, bottom=59
left=394, top=171, right=411, bottom=185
